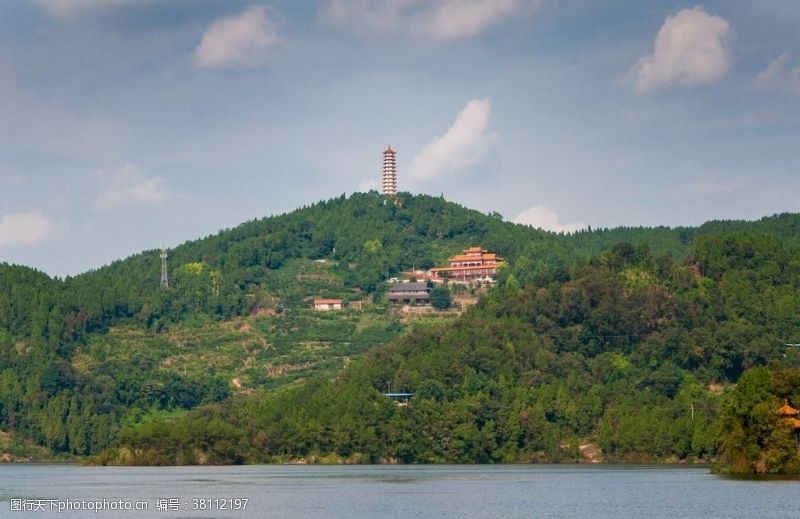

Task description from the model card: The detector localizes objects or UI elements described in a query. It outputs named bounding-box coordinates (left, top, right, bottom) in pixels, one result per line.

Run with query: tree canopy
left=2, top=193, right=800, bottom=466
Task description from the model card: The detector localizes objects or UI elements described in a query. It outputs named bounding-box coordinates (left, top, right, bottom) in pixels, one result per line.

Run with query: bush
left=429, top=286, right=451, bottom=310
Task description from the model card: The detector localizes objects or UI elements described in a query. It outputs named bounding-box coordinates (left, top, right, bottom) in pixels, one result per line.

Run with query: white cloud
left=513, top=206, right=585, bottom=233
left=413, top=0, right=542, bottom=41
left=321, top=0, right=542, bottom=40
left=754, top=52, right=800, bottom=96
left=408, top=98, right=492, bottom=183
left=628, top=7, right=730, bottom=94
left=94, top=163, right=169, bottom=211
left=0, top=210, right=58, bottom=247
left=194, top=6, right=280, bottom=68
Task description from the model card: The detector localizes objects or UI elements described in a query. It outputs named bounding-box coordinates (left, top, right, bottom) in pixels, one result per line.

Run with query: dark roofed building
left=388, top=282, right=429, bottom=305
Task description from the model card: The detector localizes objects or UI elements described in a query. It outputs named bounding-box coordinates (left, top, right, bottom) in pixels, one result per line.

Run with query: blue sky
left=1, top=0, right=799, bottom=276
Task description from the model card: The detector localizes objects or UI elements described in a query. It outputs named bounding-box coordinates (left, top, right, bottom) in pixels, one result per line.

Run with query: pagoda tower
left=382, top=146, right=397, bottom=196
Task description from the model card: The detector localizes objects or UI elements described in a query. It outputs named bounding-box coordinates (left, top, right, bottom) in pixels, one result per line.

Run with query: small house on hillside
left=313, top=298, right=342, bottom=311
left=388, top=282, right=429, bottom=305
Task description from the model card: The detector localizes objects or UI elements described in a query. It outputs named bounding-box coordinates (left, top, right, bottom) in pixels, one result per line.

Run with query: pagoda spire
left=382, top=146, right=397, bottom=196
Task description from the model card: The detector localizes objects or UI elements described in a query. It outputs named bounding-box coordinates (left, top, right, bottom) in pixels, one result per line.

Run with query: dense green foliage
left=61, top=192, right=549, bottom=331
left=429, top=286, right=452, bottom=310
left=97, top=232, right=800, bottom=465
left=2, top=193, right=800, bottom=464
left=2, top=193, right=544, bottom=455
left=717, top=366, right=800, bottom=474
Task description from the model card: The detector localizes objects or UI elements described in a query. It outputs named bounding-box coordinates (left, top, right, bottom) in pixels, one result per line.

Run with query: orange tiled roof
left=449, top=253, right=502, bottom=262
left=431, top=246, right=504, bottom=275
left=777, top=399, right=800, bottom=416
left=314, top=299, right=342, bottom=304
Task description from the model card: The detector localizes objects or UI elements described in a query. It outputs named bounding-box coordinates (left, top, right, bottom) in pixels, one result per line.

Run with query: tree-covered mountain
left=5, top=192, right=799, bottom=339
left=94, top=234, right=800, bottom=464
left=2, top=192, right=800, bottom=465
left=97, top=230, right=800, bottom=467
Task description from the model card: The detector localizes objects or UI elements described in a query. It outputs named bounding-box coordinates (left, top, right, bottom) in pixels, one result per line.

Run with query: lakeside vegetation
left=98, top=229, right=800, bottom=469
left=717, top=366, right=800, bottom=474
left=2, top=193, right=800, bottom=472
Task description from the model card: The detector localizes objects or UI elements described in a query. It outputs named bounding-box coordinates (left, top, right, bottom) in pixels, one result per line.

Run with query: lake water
left=0, top=464, right=797, bottom=518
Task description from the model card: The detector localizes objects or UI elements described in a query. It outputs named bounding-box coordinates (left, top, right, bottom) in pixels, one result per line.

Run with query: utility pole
left=160, top=245, right=169, bottom=288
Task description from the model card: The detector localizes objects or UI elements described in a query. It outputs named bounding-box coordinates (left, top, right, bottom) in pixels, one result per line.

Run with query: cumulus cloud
left=628, top=7, right=730, bottom=94
left=0, top=210, right=58, bottom=247
left=94, top=163, right=169, bottom=211
left=513, top=206, right=585, bottom=233
left=194, top=6, right=280, bottom=68
left=408, top=98, right=492, bottom=183
left=754, top=52, right=800, bottom=96
left=321, top=0, right=542, bottom=40
left=414, top=0, right=542, bottom=40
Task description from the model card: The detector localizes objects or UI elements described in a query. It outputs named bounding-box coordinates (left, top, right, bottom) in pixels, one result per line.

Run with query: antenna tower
left=160, top=245, right=169, bottom=288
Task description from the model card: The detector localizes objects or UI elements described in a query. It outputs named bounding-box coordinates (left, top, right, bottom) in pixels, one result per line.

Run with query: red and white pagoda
left=382, top=146, right=397, bottom=196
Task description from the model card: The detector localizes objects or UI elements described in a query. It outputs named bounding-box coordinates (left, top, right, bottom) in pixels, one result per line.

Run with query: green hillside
left=97, top=232, right=800, bottom=468
left=2, top=192, right=541, bottom=458
left=2, top=192, right=800, bottom=465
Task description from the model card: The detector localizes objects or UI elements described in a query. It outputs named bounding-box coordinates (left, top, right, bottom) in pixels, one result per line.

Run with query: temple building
left=388, top=282, right=429, bottom=305
left=430, top=246, right=504, bottom=283
left=382, top=146, right=397, bottom=196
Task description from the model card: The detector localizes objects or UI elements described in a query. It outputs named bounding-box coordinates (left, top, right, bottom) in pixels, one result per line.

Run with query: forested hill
left=2, top=192, right=800, bottom=463
left=19, top=193, right=542, bottom=335
left=99, top=231, right=800, bottom=466
left=5, top=191, right=800, bottom=337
